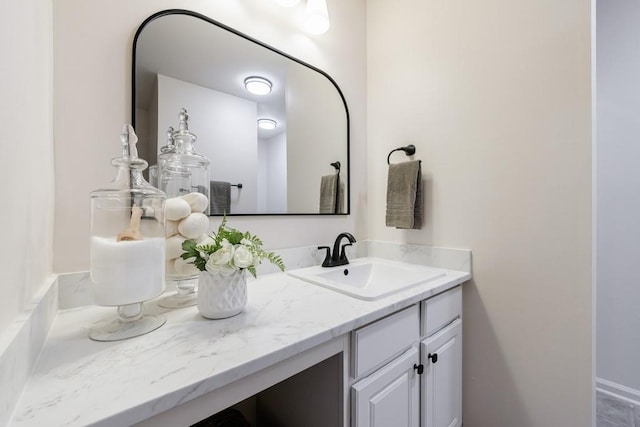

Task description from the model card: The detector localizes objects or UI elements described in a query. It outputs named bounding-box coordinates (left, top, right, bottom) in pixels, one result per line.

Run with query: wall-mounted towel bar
left=387, top=145, right=416, bottom=165
left=231, top=183, right=243, bottom=189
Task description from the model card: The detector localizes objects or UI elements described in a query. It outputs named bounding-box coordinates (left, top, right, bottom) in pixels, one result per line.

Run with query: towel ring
left=387, top=145, right=416, bottom=165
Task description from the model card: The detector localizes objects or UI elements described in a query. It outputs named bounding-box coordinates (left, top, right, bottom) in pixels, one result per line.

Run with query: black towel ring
left=387, top=145, right=416, bottom=165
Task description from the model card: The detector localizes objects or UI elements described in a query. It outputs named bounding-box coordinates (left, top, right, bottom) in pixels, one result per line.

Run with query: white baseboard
left=596, top=377, right=640, bottom=406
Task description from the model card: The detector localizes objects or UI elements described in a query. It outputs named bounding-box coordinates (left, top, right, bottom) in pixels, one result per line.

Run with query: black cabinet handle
left=413, top=364, right=424, bottom=375
left=428, top=353, right=438, bottom=364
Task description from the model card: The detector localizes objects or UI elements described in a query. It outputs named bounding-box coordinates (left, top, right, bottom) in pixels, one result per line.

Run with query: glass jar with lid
left=157, top=108, right=211, bottom=308
left=89, top=124, right=166, bottom=341
left=158, top=109, right=210, bottom=207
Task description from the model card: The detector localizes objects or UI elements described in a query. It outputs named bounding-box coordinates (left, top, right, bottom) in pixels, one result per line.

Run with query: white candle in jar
left=90, top=236, right=166, bottom=306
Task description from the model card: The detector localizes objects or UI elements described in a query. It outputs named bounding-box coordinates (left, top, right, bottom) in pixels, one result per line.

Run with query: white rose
left=221, top=238, right=233, bottom=250
left=233, top=245, right=254, bottom=269
left=218, top=263, right=238, bottom=277
left=205, top=246, right=234, bottom=273
left=240, top=238, right=252, bottom=246
left=204, top=260, right=237, bottom=276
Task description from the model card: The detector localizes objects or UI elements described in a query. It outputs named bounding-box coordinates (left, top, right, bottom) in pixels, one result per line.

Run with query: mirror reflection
left=132, top=10, right=350, bottom=215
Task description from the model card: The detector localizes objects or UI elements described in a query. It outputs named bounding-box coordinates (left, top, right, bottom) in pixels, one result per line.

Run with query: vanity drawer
left=421, top=285, right=462, bottom=337
left=352, top=305, right=419, bottom=378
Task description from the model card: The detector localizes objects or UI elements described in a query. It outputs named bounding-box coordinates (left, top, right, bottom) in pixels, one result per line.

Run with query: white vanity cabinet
left=351, top=306, right=421, bottom=427
left=352, top=346, right=420, bottom=427
left=420, top=286, right=463, bottom=427
left=351, top=286, right=462, bottom=427
left=421, top=319, right=462, bottom=427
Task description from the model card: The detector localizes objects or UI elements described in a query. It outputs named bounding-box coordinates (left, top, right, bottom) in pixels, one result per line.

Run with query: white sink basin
left=287, top=257, right=447, bottom=300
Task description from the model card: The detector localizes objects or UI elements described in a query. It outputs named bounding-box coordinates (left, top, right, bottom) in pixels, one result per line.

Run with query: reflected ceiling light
left=244, top=76, right=272, bottom=95
left=258, top=119, right=277, bottom=130
left=275, top=0, right=301, bottom=6
left=304, top=0, right=330, bottom=35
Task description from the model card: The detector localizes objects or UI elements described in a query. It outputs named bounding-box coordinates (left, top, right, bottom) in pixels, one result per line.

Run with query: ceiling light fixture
left=275, top=0, right=301, bottom=6
left=304, top=0, right=330, bottom=35
left=244, top=76, right=272, bottom=95
left=258, top=119, right=277, bottom=130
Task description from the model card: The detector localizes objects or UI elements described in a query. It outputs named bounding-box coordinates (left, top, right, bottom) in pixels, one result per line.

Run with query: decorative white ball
left=165, top=197, right=191, bottom=221
left=166, top=220, right=179, bottom=237
left=174, top=256, right=200, bottom=276
left=166, top=259, right=178, bottom=276
left=178, top=213, right=209, bottom=239
left=181, top=192, right=209, bottom=214
left=166, top=234, right=187, bottom=259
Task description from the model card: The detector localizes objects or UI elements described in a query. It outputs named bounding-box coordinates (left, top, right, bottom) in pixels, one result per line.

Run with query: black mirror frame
left=131, top=9, right=351, bottom=216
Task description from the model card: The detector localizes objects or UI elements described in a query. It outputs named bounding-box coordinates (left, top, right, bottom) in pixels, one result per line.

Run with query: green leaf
left=225, top=230, right=244, bottom=245
left=247, top=265, right=257, bottom=279
left=176, top=213, right=286, bottom=276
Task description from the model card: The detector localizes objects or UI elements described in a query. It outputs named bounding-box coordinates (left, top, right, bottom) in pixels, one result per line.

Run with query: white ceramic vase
left=197, top=269, right=247, bottom=319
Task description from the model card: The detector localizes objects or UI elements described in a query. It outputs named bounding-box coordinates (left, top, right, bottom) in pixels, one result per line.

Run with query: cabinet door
left=421, top=319, right=462, bottom=427
left=352, top=346, right=420, bottom=427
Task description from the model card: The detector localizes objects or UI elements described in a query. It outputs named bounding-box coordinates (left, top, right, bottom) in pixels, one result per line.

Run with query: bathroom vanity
left=8, top=255, right=469, bottom=427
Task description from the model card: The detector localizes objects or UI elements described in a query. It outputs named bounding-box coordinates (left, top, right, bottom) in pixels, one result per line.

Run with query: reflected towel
left=385, top=160, right=423, bottom=229
left=319, top=174, right=344, bottom=214
left=209, top=181, right=231, bottom=215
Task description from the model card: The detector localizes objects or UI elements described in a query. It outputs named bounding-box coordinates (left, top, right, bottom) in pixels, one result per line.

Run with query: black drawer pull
left=428, top=353, right=438, bottom=364
left=413, top=364, right=424, bottom=375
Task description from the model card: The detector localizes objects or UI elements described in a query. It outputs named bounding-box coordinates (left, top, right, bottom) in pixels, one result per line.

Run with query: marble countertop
left=8, top=264, right=470, bottom=427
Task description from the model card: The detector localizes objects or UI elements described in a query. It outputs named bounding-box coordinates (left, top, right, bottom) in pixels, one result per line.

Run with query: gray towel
left=210, top=181, right=231, bottom=215
left=385, top=160, right=423, bottom=229
left=319, top=174, right=344, bottom=214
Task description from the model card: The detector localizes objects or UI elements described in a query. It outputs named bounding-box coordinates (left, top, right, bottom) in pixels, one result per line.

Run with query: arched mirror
left=132, top=9, right=350, bottom=215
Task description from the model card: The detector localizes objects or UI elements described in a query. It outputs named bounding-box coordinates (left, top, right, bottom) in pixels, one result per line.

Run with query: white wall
left=156, top=74, right=258, bottom=214
left=286, top=61, right=347, bottom=213
left=0, top=0, right=55, bottom=332
left=53, top=0, right=367, bottom=272
left=258, top=133, right=287, bottom=213
left=596, top=0, right=640, bottom=394
left=367, top=0, right=593, bottom=425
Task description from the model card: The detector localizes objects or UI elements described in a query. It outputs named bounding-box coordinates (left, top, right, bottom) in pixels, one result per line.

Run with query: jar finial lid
left=120, top=124, right=139, bottom=159
left=166, top=126, right=175, bottom=145
left=178, top=108, right=189, bottom=132
left=113, top=124, right=147, bottom=170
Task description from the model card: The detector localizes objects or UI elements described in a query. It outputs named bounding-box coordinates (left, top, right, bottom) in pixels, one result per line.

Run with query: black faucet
left=318, top=232, right=357, bottom=267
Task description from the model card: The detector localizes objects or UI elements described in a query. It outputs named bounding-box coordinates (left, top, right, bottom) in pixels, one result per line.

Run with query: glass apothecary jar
left=157, top=109, right=211, bottom=309
left=158, top=109, right=210, bottom=206
left=89, top=125, right=166, bottom=341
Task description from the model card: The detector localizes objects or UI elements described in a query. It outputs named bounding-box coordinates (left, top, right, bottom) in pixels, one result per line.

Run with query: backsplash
left=0, top=277, right=57, bottom=426
left=363, top=241, right=471, bottom=273
left=56, top=241, right=472, bottom=309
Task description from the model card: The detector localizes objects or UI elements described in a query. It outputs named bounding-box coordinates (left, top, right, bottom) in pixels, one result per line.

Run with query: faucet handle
left=318, top=246, right=332, bottom=267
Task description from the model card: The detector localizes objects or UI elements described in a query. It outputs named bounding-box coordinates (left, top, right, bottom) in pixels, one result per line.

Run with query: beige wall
left=0, top=0, right=55, bottom=332
left=53, top=0, right=367, bottom=273
left=367, top=0, right=593, bottom=425
left=18, top=0, right=594, bottom=424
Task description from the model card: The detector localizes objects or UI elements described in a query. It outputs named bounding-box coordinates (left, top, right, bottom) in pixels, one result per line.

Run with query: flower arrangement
left=181, top=216, right=285, bottom=278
